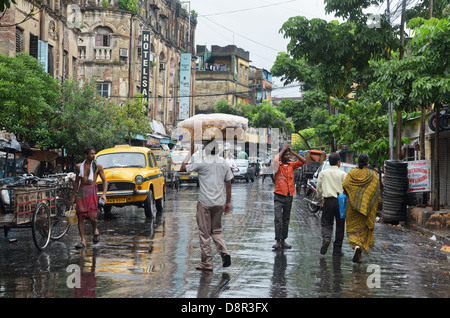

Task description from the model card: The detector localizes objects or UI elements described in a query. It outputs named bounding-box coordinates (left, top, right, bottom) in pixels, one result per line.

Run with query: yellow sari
left=343, top=167, right=379, bottom=253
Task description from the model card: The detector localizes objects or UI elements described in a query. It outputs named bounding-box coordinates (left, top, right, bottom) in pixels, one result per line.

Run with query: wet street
left=0, top=179, right=449, bottom=299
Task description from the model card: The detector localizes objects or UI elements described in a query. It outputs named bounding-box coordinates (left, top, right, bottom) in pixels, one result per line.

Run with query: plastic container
left=65, top=209, right=78, bottom=225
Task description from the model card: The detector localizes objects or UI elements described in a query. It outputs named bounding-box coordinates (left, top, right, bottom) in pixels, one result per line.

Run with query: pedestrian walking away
left=180, top=139, right=233, bottom=271
left=316, top=152, right=347, bottom=256
left=70, top=146, right=107, bottom=249
left=272, top=144, right=306, bottom=250
left=342, top=153, right=380, bottom=263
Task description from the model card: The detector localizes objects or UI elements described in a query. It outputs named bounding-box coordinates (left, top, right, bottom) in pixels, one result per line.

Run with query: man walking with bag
left=317, top=152, right=347, bottom=256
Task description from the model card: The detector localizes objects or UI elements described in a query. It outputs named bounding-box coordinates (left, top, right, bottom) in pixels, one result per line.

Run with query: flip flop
left=93, top=234, right=100, bottom=244
left=196, top=265, right=213, bottom=272
left=75, top=242, right=86, bottom=249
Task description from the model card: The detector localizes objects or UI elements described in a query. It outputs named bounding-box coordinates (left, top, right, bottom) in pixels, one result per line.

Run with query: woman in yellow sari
left=343, top=154, right=379, bottom=263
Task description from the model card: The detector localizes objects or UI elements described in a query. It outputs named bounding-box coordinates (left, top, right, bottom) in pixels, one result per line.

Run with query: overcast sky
left=187, top=0, right=390, bottom=97
left=187, top=0, right=334, bottom=97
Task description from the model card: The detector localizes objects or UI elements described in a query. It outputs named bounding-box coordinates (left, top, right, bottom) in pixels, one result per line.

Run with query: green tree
left=0, top=52, right=60, bottom=148
left=55, top=78, right=123, bottom=161
left=115, top=95, right=152, bottom=144
left=214, top=100, right=293, bottom=134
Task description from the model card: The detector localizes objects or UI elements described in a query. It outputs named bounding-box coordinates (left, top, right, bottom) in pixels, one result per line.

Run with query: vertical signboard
left=141, top=30, right=151, bottom=111
left=38, top=40, right=48, bottom=72
left=179, top=53, right=191, bottom=120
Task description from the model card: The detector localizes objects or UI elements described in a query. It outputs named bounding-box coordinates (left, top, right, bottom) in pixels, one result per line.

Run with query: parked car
left=232, top=159, right=254, bottom=182
left=95, top=145, right=165, bottom=218
left=311, top=160, right=357, bottom=184
left=170, top=150, right=199, bottom=186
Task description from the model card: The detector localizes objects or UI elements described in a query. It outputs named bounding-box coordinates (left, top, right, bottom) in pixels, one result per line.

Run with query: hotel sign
left=141, top=30, right=151, bottom=108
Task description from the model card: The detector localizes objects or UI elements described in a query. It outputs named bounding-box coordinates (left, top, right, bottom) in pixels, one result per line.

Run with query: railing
left=94, top=47, right=112, bottom=60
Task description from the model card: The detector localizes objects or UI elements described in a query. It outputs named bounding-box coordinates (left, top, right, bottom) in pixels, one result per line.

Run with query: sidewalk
left=407, top=206, right=450, bottom=245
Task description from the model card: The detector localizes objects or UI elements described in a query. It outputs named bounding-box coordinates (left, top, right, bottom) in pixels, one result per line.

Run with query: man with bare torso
left=70, top=146, right=107, bottom=249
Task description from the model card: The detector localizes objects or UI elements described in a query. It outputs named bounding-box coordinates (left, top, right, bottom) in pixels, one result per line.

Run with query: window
left=97, top=82, right=111, bottom=97
left=15, top=28, right=24, bottom=53
left=95, top=34, right=111, bottom=47
left=94, top=26, right=113, bottom=47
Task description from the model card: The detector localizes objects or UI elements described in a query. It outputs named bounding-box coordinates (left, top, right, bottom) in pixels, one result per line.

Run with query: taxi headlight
left=135, top=175, right=144, bottom=185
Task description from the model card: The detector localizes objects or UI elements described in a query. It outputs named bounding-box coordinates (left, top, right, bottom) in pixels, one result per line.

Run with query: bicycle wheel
left=32, top=202, right=52, bottom=250
left=51, top=198, right=71, bottom=240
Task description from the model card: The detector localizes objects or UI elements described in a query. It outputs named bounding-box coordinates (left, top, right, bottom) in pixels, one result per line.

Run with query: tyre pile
left=382, top=160, right=409, bottom=223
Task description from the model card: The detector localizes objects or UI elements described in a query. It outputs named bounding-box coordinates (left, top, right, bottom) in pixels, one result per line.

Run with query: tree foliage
left=0, top=52, right=155, bottom=162
left=214, top=100, right=293, bottom=134
left=0, top=53, right=60, bottom=148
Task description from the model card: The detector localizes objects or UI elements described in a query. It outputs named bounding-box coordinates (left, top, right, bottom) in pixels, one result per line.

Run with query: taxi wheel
left=155, top=191, right=165, bottom=213
left=144, top=189, right=156, bottom=218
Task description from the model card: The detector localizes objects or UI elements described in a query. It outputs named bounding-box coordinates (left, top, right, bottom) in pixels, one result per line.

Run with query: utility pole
left=420, top=0, right=433, bottom=161
left=395, top=0, right=407, bottom=160
left=386, top=0, right=395, bottom=160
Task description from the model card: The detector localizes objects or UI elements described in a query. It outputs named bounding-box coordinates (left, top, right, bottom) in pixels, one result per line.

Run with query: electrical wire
left=200, top=16, right=280, bottom=52
left=197, top=0, right=297, bottom=17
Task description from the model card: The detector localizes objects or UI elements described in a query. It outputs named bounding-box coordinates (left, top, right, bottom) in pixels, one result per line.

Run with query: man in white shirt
left=317, top=152, right=347, bottom=256
left=180, top=139, right=233, bottom=271
left=225, top=152, right=237, bottom=169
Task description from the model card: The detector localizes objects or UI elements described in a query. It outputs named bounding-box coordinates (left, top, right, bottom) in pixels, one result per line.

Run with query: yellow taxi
left=95, top=145, right=165, bottom=218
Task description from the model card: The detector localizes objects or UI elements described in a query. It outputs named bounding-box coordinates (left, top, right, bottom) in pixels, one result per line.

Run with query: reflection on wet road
left=0, top=180, right=449, bottom=298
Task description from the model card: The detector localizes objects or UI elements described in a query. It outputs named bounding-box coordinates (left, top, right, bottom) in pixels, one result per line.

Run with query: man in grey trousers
left=181, top=139, right=233, bottom=271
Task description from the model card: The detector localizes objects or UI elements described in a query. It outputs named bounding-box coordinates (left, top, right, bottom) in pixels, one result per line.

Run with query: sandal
left=75, top=242, right=86, bottom=249
left=93, top=234, right=100, bottom=244
left=196, top=265, right=213, bottom=272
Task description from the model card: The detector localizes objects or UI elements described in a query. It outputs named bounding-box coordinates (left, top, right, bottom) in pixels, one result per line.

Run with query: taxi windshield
left=97, top=152, right=146, bottom=169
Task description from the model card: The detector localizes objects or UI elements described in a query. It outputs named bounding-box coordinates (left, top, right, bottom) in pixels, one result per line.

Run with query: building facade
left=0, top=0, right=80, bottom=80
left=249, top=66, right=272, bottom=104
left=0, top=0, right=197, bottom=137
left=195, top=45, right=251, bottom=114
left=76, top=0, right=197, bottom=136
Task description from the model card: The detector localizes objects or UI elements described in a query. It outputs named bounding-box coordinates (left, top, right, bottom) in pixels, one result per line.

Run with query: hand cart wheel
left=32, top=202, right=52, bottom=250
left=51, top=198, right=71, bottom=240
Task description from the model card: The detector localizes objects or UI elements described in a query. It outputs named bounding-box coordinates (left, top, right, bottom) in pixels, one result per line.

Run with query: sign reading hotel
left=179, top=53, right=191, bottom=120
left=407, top=160, right=430, bottom=192
left=141, top=30, right=151, bottom=109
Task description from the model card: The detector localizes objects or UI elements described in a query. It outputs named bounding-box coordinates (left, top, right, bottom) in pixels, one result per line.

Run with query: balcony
left=94, top=47, right=112, bottom=60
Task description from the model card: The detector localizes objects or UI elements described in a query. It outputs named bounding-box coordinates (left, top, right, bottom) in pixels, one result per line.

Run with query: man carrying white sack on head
left=180, top=139, right=233, bottom=272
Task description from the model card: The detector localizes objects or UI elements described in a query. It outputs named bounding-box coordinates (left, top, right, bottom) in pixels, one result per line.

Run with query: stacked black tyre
left=382, top=160, right=409, bottom=223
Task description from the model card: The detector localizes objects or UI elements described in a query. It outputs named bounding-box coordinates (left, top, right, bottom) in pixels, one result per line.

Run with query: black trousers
left=321, top=197, right=345, bottom=252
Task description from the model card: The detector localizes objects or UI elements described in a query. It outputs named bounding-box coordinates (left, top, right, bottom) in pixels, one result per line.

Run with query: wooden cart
left=0, top=185, right=71, bottom=250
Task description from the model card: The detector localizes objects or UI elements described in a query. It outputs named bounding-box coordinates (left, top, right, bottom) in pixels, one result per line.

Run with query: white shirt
left=186, top=155, right=234, bottom=207
left=225, top=157, right=237, bottom=168
left=317, top=166, right=347, bottom=200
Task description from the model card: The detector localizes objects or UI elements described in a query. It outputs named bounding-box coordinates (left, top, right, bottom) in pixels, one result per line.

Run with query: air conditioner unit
left=159, top=62, right=166, bottom=70
left=119, top=48, right=128, bottom=57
